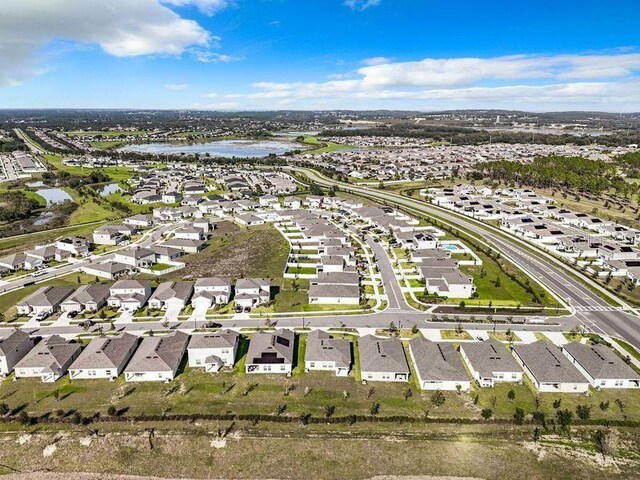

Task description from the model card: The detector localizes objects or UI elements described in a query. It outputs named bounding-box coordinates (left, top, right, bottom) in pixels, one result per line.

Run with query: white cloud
left=220, top=52, right=640, bottom=111
left=344, top=0, right=381, bottom=11
left=164, top=83, right=189, bottom=90
left=360, top=56, right=392, bottom=66
left=193, top=50, right=244, bottom=63
left=162, top=0, right=230, bottom=15
left=0, top=0, right=216, bottom=87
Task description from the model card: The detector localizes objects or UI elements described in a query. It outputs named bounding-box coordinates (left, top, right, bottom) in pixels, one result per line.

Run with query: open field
left=303, top=136, right=357, bottom=154
left=160, top=222, right=289, bottom=282
left=43, top=154, right=133, bottom=182
left=0, top=222, right=102, bottom=256
left=0, top=421, right=638, bottom=480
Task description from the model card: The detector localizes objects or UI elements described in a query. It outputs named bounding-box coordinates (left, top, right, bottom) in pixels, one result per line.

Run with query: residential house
left=187, top=330, right=239, bottom=372
left=107, top=280, right=152, bottom=311
left=0, top=330, right=34, bottom=377
left=69, top=334, right=139, bottom=380
left=305, top=330, right=351, bottom=376
left=459, top=340, right=523, bottom=387
left=562, top=342, right=640, bottom=389
left=192, top=277, right=232, bottom=308
left=124, top=332, right=189, bottom=382
left=60, top=284, right=111, bottom=313
left=235, top=278, right=272, bottom=308
left=16, top=286, right=76, bottom=316
left=512, top=341, right=590, bottom=393
left=408, top=336, right=471, bottom=391
left=245, top=329, right=295, bottom=374
left=14, top=335, right=82, bottom=382
left=147, top=281, right=193, bottom=311
left=55, top=237, right=90, bottom=256
left=113, top=247, right=156, bottom=269
left=358, top=335, right=409, bottom=383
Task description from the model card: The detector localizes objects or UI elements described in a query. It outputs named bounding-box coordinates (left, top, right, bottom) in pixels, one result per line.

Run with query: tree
left=324, top=405, right=336, bottom=418
left=513, top=407, right=525, bottom=425
left=430, top=389, right=446, bottom=407
left=507, top=389, right=516, bottom=403
left=370, top=402, right=380, bottom=415
left=403, top=388, right=413, bottom=401
left=481, top=408, right=493, bottom=419
left=556, top=409, right=573, bottom=430
left=593, top=429, right=619, bottom=461
left=576, top=404, right=591, bottom=420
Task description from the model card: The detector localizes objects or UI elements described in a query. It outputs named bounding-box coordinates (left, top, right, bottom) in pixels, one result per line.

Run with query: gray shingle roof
left=460, top=340, right=522, bottom=378
left=246, top=329, right=294, bottom=365
left=148, top=281, right=193, bottom=303
left=512, top=340, right=588, bottom=384
left=358, top=335, right=409, bottom=374
left=305, top=330, right=351, bottom=369
left=124, top=332, right=189, bottom=374
left=0, top=330, right=32, bottom=356
left=409, top=337, right=469, bottom=382
left=188, top=330, right=239, bottom=350
left=63, top=284, right=111, bottom=306
left=17, top=286, right=76, bottom=309
left=563, top=342, right=640, bottom=381
left=308, top=283, right=360, bottom=299
left=70, top=334, right=139, bottom=370
left=15, top=335, right=81, bottom=371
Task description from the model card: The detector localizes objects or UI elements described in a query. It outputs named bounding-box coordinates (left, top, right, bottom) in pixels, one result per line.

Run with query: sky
left=0, top=0, right=639, bottom=111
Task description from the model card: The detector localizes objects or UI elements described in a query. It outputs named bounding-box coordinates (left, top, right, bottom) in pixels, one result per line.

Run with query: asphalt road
left=294, top=167, right=640, bottom=348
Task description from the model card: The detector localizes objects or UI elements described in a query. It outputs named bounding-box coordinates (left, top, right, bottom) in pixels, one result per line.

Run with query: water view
left=118, top=139, right=300, bottom=157
left=99, top=183, right=123, bottom=196
left=36, top=188, right=73, bottom=205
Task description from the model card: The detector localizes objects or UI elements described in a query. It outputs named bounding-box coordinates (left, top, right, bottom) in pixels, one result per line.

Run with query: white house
left=235, top=278, right=271, bottom=308
left=459, top=340, right=523, bottom=387
left=187, top=330, right=239, bottom=372
left=562, top=342, right=640, bottom=389
left=14, top=335, right=82, bottom=382
left=147, top=281, right=193, bottom=311
left=245, top=329, right=295, bottom=374
left=408, top=336, right=471, bottom=391
left=107, top=280, right=152, bottom=311
left=512, top=341, right=590, bottom=393
left=69, top=334, right=139, bottom=380
left=304, top=330, right=351, bottom=376
left=0, top=330, right=34, bottom=377
left=192, top=277, right=232, bottom=307
left=124, top=332, right=189, bottom=382
left=358, top=335, right=409, bottom=383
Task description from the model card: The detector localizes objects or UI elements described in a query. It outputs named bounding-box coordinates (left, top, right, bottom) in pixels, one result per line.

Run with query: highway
left=293, top=167, right=640, bottom=348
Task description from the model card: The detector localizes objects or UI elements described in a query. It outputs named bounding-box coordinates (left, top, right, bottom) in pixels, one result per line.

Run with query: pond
left=36, top=188, right=73, bottom=205
left=99, top=183, right=123, bottom=197
left=118, top=139, right=300, bottom=158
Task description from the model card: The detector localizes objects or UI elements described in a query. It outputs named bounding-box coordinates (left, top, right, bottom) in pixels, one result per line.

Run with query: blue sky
left=1, top=0, right=639, bottom=111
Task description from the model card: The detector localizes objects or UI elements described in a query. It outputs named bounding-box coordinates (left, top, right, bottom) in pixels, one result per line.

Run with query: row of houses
left=2, top=328, right=638, bottom=389
left=16, top=277, right=273, bottom=318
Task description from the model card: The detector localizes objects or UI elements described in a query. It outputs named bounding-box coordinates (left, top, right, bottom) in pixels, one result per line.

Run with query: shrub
left=430, top=389, right=446, bottom=407
left=370, top=402, right=380, bottom=415
left=324, top=405, right=336, bottom=418
left=513, top=407, right=525, bottom=425
left=481, top=408, right=493, bottom=419
left=576, top=404, right=591, bottom=421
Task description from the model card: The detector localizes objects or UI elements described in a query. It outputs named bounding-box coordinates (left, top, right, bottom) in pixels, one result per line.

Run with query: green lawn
left=43, top=154, right=133, bottom=182
left=90, top=140, right=126, bottom=150
left=0, top=222, right=101, bottom=256
left=303, top=136, right=357, bottom=154
left=440, top=330, right=473, bottom=341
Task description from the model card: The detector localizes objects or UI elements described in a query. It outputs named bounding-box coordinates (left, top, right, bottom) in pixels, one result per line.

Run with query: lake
left=99, top=183, right=123, bottom=196
left=118, top=139, right=300, bottom=157
left=36, top=188, right=73, bottom=205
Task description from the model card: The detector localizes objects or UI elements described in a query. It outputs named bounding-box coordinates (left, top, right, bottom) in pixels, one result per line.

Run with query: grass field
left=303, top=136, right=356, bottom=154
left=160, top=222, right=290, bottom=282
left=64, top=130, right=148, bottom=137
left=43, top=154, right=133, bottom=182
left=89, top=140, right=126, bottom=150
left=0, top=421, right=637, bottom=480
left=0, top=222, right=102, bottom=256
